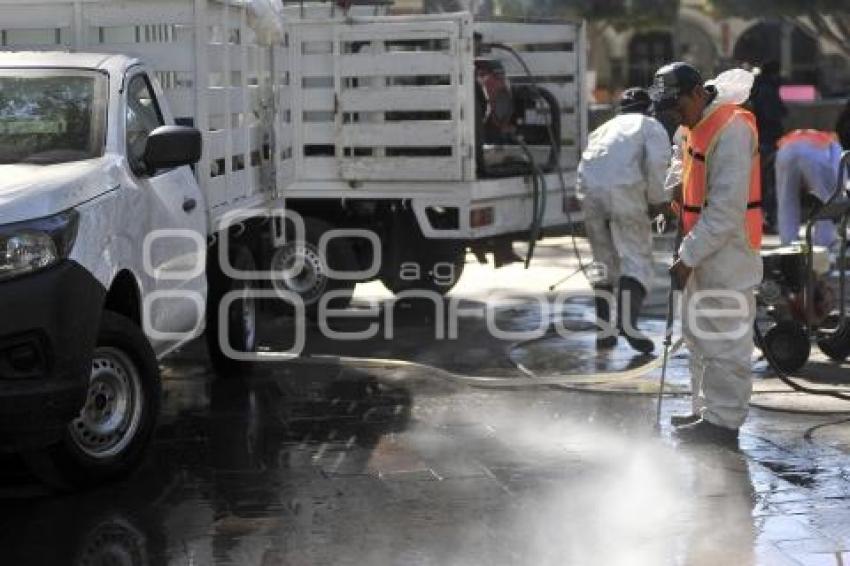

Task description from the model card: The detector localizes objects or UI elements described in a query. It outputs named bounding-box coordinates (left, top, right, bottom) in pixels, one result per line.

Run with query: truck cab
left=0, top=52, right=207, bottom=485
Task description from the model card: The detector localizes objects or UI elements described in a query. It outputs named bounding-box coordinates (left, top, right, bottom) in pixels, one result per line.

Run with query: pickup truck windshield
left=0, top=69, right=107, bottom=165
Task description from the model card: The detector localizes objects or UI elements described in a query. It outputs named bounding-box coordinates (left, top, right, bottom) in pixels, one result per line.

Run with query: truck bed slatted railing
left=281, top=6, right=473, bottom=183
left=0, top=0, right=287, bottom=222
left=0, top=0, right=586, bottom=224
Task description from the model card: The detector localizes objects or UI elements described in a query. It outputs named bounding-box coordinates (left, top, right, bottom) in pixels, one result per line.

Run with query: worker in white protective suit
left=652, top=63, right=763, bottom=447
left=775, top=129, right=844, bottom=247
left=577, top=87, right=671, bottom=354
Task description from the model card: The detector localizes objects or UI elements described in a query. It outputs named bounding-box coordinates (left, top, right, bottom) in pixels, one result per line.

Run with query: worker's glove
left=647, top=202, right=671, bottom=219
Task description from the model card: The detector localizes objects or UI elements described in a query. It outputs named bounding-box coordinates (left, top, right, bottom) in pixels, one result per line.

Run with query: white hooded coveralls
left=667, top=84, right=763, bottom=429
left=577, top=113, right=671, bottom=291
left=775, top=138, right=843, bottom=247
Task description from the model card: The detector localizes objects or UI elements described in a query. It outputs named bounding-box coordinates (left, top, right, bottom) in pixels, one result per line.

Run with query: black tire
left=29, top=311, right=161, bottom=490
left=381, top=239, right=466, bottom=296
left=761, top=321, right=811, bottom=374
left=816, top=316, right=850, bottom=362
left=269, top=216, right=357, bottom=316
left=206, top=243, right=259, bottom=378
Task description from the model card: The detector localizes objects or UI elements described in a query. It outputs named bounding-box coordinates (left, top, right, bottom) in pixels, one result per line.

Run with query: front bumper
left=0, top=261, right=105, bottom=452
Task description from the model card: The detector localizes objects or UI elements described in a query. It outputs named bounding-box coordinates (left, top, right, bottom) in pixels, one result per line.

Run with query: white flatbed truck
left=0, top=0, right=586, bottom=487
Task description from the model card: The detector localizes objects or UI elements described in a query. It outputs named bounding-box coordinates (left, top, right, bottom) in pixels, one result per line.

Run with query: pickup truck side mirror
left=142, top=125, right=202, bottom=175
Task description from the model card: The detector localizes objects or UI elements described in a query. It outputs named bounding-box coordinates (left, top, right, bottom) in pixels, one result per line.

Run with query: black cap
left=618, top=87, right=652, bottom=114
left=650, top=62, right=704, bottom=111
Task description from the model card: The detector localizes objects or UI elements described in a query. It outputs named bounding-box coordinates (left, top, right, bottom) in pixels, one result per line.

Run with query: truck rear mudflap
left=0, top=261, right=105, bottom=452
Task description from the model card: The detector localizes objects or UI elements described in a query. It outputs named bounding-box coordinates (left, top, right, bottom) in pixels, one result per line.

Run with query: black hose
left=486, top=41, right=590, bottom=279
left=754, top=323, right=850, bottom=402
left=514, top=136, right=547, bottom=268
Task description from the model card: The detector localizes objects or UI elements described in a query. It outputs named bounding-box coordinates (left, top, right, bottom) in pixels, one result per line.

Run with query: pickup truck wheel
left=30, top=312, right=160, bottom=489
left=270, top=217, right=356, bottom=315
left=206, top=243, right=258, bottom=378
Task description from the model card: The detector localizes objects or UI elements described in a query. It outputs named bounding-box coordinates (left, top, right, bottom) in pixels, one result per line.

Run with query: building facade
left=587, top=1, right=850, bottom=102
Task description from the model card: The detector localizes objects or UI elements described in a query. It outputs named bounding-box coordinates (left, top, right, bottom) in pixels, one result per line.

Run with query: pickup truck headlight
left=0, top=210, right=79, bottom=282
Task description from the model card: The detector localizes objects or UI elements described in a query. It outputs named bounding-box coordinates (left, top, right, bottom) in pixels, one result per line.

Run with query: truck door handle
left=182, top=198, right=197, bottom=213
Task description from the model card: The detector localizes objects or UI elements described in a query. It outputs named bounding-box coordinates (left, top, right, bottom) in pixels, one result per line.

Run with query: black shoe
left=670, top=413, right=701, bottom=427
left=623, top=329, right=655, bottom=355
left=594, top=284, right=617, bottom=350
left=617, top=277, right=655, bottom=355
left=673, top=419, right=739, bottom=448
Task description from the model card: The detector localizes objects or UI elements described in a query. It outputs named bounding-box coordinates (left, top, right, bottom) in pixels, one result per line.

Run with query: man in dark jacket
left=749, top=61, right=787, bottom=232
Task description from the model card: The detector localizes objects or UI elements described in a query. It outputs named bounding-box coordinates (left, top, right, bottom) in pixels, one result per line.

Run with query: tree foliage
left=707, top=0, right=847, bottom=18
left=496, top=0, right=680, bottom=30
left=707, top=0, right=850, bottom=60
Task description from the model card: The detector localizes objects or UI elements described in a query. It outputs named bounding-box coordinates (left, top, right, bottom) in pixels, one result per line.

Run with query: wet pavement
left=3, top=236, right=850, bottom=566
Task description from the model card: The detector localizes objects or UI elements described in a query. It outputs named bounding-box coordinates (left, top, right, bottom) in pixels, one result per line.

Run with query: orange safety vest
left=680, top=104, right=763, bottom=250
left=777, top=129, right=838, bottom=150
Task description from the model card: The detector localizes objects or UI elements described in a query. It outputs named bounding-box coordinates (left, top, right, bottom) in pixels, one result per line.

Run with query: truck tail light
left=470, top=207, right=494, bottom=228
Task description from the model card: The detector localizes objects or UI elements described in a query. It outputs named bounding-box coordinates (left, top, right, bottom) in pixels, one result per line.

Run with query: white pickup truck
left=0, top=0, right=585, bottom=487
left=0, top=0, right=290, bottom=487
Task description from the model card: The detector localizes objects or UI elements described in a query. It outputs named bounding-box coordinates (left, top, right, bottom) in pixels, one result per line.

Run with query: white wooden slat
left=205, top=46, right=250, bottom=76
left=277, top=162, right=295, bottom=192
left=205, top=131, right=227, bottom=159
left=338, top=52, right=455, bottom=77
left=276, top=124, right=294, bottom=146
left=163, top=88, right=195, bottom=118
left=206, top=176, right=228, bottom=209
left=83, top=1, right=194, bottom=26
left=300, top=157, right=339, bottom=180
left=337, top=22, right=459, bottom=42
left=474, top=22, right=577, bottom=45
left=298, top=24, right=334, bottom=43
left=340, top=157, right=460, bottom=182
left=205, top=89, right=229, bottom=116
left=205, top=87, right=245, bottom=115
left=300, top=53, right=334, bottom=74
left=303, top=123, right=337, bottom=145
left=340, top=86, right=454, bottom=112
left=301, top=89, right=335, bottom=112
left=281, top=4, right=386, bottom=21
left=341, top=122, right=454, bottom=147
left=230, top=170, right=254, bottom=197
left=0, top=4, right=74, bottom=28
left=230, top=130, right=249, bottom=155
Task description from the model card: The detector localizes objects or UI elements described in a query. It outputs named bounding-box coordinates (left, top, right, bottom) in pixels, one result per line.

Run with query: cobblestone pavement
left=2, top=236, right=850, bottom=566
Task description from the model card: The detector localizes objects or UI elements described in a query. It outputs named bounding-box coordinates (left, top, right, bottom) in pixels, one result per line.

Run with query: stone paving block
left=755, top=543, right=806, bottom=566
left=775, top=538, right=846, bottom=555
left=756, top=516, right=827, bottom=542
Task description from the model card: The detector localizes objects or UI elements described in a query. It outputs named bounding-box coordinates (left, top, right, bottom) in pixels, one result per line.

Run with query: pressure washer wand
left=655, top=274, right=678, bottom=431
left=655, top=216, right=684, bottom=432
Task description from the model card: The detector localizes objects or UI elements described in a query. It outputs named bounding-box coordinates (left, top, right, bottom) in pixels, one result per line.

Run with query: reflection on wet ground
left=3, top=242, right=850, bottom=565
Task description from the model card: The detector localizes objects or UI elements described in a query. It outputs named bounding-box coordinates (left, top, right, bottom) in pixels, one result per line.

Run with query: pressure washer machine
left=756, top=152, right=850, bottom=373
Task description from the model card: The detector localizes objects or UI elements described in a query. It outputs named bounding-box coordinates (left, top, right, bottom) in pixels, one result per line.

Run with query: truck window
left=0, top=68, right=107, bottom=165
left=125, top=73, right=165, bottom=175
